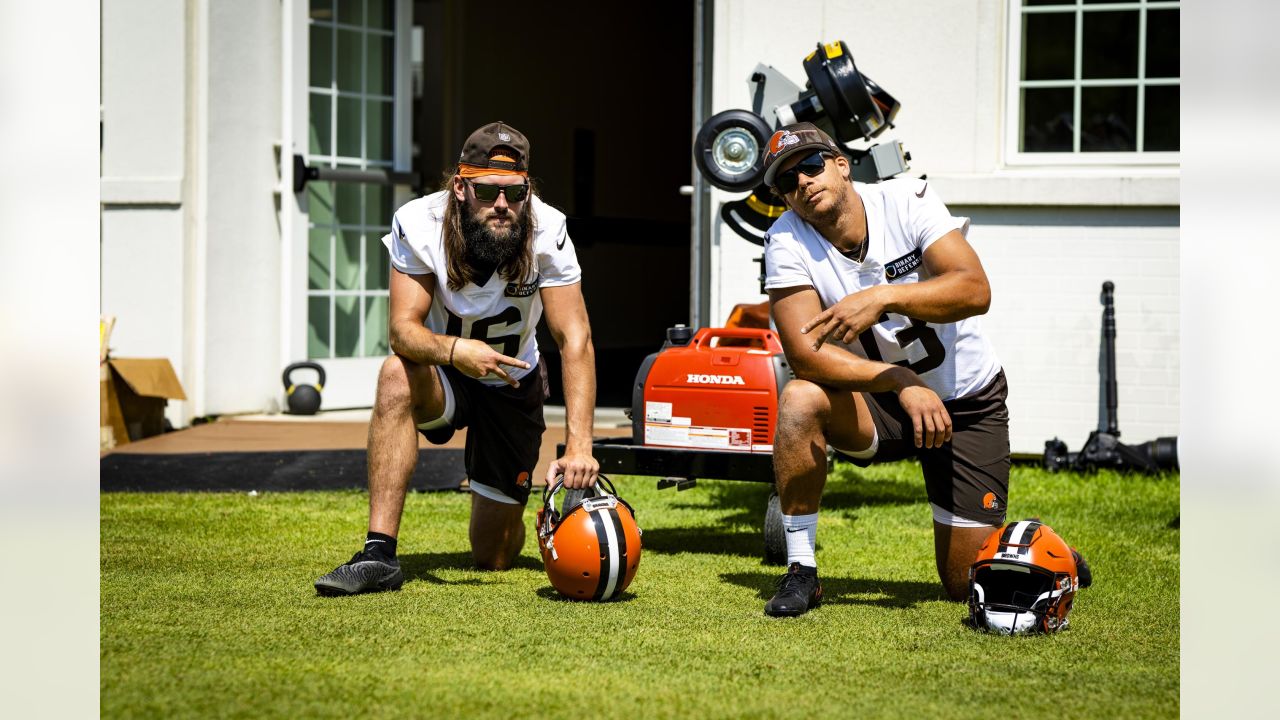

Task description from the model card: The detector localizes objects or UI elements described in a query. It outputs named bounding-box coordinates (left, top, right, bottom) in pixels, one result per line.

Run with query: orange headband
left=458, top=154, right=527, bottom=178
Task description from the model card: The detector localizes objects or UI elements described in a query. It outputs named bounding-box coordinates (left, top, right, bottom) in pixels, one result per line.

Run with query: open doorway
left=412, top=1, right=694, bottom=407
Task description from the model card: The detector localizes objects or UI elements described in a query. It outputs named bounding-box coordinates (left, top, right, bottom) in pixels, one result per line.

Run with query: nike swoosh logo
left=785, top=527, right=805, bottom=533
left=915, top=183, right=928, bottom=198
left=556, top=235, right=566, bottom=251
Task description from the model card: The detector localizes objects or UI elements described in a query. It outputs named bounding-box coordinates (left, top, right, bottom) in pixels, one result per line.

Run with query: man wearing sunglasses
left=758, top=122, right=1010, bottom=617
left=315, top=121, right=599, bottom=595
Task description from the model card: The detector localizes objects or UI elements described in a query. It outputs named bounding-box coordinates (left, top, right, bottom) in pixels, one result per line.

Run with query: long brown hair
left=439, top=168, right=538, bottom=291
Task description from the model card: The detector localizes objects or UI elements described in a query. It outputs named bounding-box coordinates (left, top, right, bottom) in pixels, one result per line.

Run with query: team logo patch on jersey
left=884, top=248, right=923, bottom=281
left=505, top=275, right=540, bottom=297
left=768, top=130, right=800, bottom=157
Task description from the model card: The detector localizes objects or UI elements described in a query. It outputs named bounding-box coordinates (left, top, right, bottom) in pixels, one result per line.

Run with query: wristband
left=448, top=337, right=459, bottom=367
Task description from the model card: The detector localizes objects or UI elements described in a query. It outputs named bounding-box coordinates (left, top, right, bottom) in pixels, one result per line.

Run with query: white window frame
left=1003, top=0, right=1179, bottom=167
left=280, top=0, right=412, bottom=410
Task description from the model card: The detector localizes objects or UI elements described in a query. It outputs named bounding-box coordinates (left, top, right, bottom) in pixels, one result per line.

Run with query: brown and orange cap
left=458, top=121, right=530, bottom=178
left=761, top=122, right=843, bottom=187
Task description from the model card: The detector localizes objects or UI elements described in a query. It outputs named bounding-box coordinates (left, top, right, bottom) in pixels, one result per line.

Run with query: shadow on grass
left=664, top=473, right=925, bottom=528
left=722, top=571, right=945, bottom=609
left=640, top=526, right=762, bottom=559
left=534, top=587, right=638, bottom=604
left=398, top=551, right=542, bottom=585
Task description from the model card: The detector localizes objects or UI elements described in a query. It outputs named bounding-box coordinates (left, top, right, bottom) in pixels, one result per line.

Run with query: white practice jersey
left=764, top=177, right=1001, bottom=401
left=382, top=191, right=581, bottom=386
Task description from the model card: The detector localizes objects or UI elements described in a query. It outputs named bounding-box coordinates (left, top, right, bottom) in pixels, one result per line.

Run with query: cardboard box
left=101, top=358, right=187, bottom=448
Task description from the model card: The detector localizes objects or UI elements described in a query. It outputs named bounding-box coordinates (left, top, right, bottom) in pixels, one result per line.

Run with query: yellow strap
left=746, top=194, right=786, bottom=219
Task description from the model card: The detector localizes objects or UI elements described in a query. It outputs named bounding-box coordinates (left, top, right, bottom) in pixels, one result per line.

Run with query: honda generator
left=559, top=325, right=795, bottom=564
left=630, top=326, right=791, bottom=454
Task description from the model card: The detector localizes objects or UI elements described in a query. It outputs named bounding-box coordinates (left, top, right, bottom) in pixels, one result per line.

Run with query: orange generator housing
left=631, top=327, right=792, bottom=454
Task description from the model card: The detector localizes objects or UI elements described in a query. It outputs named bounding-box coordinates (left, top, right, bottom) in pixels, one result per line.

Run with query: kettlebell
left=283, top=361, right=326, bottom=415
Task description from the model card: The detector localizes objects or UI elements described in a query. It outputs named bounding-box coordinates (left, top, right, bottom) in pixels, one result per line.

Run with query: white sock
left=781, top=512, right=818, bottom=568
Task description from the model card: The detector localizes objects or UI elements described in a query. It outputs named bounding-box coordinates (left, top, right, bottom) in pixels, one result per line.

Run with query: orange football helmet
left=535, top=475, right=642, bottom=601
left=968, top=519, right=1080, bottom=634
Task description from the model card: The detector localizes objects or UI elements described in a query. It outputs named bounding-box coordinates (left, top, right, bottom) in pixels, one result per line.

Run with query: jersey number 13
left=858, top=314, right=946, bottom=375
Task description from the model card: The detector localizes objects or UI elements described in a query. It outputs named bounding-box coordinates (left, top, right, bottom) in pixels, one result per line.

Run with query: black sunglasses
left=466, top=180, right=529, bottom=203
left=774, top=151, right=831, bottom=194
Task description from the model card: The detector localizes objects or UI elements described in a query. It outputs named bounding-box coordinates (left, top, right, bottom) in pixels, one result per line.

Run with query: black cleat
left=314, top=549, right=404, bottom=596
left=1071, top=548, right=1093, bottom=589
left=764, top=562, right=822, bottom=617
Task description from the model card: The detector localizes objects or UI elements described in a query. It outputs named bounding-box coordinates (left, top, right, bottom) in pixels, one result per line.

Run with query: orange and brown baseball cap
left=458, top=121, right=530, bottom=178
left=761, top=122, right=843, bottom=187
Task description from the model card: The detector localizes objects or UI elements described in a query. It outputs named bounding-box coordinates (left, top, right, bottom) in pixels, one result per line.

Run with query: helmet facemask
left=969, top=561, right=1075, bottom=634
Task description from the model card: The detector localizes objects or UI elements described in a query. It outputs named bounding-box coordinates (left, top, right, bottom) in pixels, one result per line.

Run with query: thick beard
left=459, top=203, right=529, bottom=269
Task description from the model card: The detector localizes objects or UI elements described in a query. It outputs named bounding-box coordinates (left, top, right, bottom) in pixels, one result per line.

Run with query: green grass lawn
left=101, top=461, right=1179, bottom=719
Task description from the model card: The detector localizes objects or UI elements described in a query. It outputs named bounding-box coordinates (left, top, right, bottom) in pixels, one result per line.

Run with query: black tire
left=764, top=488, right=786, bottom=565
left=693, top=109, right=773, bottom=192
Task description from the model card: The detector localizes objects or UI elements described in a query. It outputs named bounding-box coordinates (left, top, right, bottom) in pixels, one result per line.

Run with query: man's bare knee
left=778, top=379, right=830, bottom=432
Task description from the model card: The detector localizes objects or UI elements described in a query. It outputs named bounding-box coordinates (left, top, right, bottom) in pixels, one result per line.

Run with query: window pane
left=1081, top=85, right=1137, bottom=151
left=1144, top=85, right=1179, bottom=151
left=309, top=0, right=333, bottom=21
left=364, top=296, right=389, bottom=356
left=308, top=93, right=331, bottom=156
left=335, top=181, right=362, bottom=226
left=308, top=296, right=331, bottom=358
left=336, top=29, right=363, bottom=92
left=368, top=0, right=394, bottom=31
left=1146, top=10, right=1179, bottom=78
left=367, top=100, right=393, bottom=162
left=335, top=229, right=361, bottom=290
left=337, top=0, right=363, bottom=26
left=308, top=229, right=331, bottom=290
left=365, top=183, right=390, bottom=226
left=365, top=236, right=389, bottom=290
left=1082, top=11, right=1139, bottom=79
left=367, top=33, right=394, bottom=96
left=1023, top=12, right=1075, bottom=81
left=334, top=295, right=360, bottom=357
left=1021, top=87, right=1073, bottom=152
left=337, top=96, right=362, bottom=157
left=309, top=24, right=332, bottom=88
left=308, top=181, right=334, bottom=225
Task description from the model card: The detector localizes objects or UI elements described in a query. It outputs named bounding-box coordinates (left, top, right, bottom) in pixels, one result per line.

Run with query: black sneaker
left=764, top=562, right=822, bottom=617
left=1071, top=548, right=1093, bottom=589
left=314, top=549, right=404, bottom=596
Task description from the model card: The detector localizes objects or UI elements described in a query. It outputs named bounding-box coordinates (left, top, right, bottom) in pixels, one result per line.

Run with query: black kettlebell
left=283, top=361, right=326, bottom=415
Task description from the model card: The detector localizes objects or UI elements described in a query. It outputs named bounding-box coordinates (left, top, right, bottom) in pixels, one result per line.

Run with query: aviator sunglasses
left=773, top=151, right=831, bottom=194
left=466, top=180, right=529, bottom=203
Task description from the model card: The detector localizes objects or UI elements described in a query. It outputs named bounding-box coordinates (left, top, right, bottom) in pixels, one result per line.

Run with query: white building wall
left=198, top=0, right=283, bottom=415
left=711, top=0, right=1180, bottom=454
left=100, top=0, right=189, bottom=424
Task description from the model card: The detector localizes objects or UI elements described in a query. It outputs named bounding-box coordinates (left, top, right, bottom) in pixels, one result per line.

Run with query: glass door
left=285, top=0, right=410, bottom=409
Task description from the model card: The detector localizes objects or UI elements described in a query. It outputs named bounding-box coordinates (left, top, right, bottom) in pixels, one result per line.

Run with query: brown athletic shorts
left=838, top=370, right=1010, bottom=526
left=419, top=362, right=550, bottom=505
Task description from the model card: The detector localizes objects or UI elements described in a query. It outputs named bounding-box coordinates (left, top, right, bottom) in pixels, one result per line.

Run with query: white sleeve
left=381, top=214, right=432, bottom=275
left=911, top=179, right=969, bottom=251
left=537, top=214, right=582, bottom=287
left=763, top=232, right=813, bottom=290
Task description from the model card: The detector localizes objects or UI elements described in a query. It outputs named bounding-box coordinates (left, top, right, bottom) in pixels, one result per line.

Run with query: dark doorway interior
left=413, top=1, right=694, bottom=407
